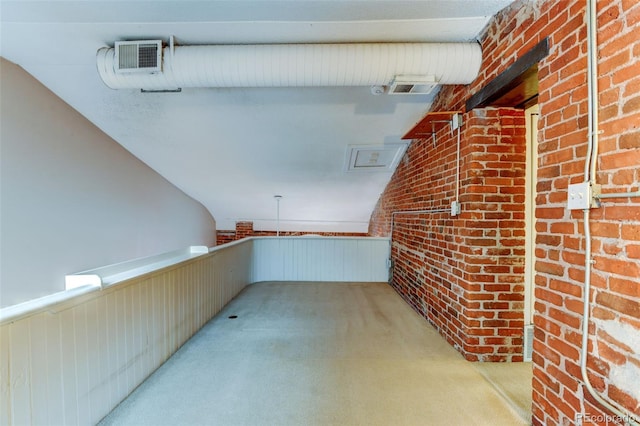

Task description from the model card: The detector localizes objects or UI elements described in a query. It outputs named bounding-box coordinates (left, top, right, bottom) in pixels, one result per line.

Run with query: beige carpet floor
left=99, top=281, right=532, bottom=426
left=473, top=360, right=533, bottom=422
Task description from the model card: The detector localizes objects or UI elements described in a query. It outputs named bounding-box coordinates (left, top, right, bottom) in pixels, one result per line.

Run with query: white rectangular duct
left=97, top=42, right=482, bottom=90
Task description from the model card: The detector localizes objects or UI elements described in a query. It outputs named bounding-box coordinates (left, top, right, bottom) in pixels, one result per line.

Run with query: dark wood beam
left=466, top=38, right=549, bottom=111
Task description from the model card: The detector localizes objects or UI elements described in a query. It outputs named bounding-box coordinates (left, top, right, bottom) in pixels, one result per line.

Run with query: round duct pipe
left=96, top=42, right=482, bottom=90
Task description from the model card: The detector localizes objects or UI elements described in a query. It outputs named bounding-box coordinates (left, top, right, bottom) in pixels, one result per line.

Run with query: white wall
left=0, top=58, right=217, bottom=308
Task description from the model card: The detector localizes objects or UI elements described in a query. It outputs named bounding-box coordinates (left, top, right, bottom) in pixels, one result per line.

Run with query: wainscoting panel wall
left=1, top=237, right=389, bottom=425
left=251, top=237, right=390, bottom=283
left=0, top=240, right=252, bottom=426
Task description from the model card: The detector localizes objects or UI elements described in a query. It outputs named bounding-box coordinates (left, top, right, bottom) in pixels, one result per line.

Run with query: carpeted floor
left=473, top=360, right=533, bottom=422
left=99, top=281, right=532, bottom=426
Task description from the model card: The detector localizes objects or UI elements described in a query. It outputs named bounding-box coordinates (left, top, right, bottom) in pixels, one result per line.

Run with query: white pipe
left=97, top=42, right=482, bottom=90
left=455, top=119, right=461, bottom=208
left=275, top=195, right=282, bottom=237
left=583, top=0, right=600, bottom=183
left=581, top=0, right=639, bottom=423
left=597, top=188, right=640, bottom=199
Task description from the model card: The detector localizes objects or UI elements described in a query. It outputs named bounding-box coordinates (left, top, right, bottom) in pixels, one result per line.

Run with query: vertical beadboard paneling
left=44, top=312, right=65, bottom=424
left=8, top=320, right=31, bottom=425
left=0, top=325, right=12, bottom=425
left=0, top=240, right=253, bottom=425
left=105, top=290, right=118, bottom=412
left=84, top=299, right=100, bottom=423
left=73, top=304, right=91, bottom=426
left=28, top=314, right=49, bottom=425
left=252, top=237, right=390, bottom=283
left=138, top=280, right=153, bottom=384
left=131, top=284, right=144, bottom=391
left=151, top=274, right=165, bottom=369
left=94, top=295, right=111, bottom=423
left=115, top=287, right=128, bottom=401
left=59, top=307, right=78, bottom=425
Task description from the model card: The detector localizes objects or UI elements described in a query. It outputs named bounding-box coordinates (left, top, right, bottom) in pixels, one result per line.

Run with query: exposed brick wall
left=370, top=0, right=640, bottom=424
left=216, top=221, right=367, bottom=245
left=372, top=107, right=527, bottom=362
left=535, top=0, right=640, bottom=424
left=235, top=221, right=254, bottom=240
left=216, top=231, right=236, bottom=246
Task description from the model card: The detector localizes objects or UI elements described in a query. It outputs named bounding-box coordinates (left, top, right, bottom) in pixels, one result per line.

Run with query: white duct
left=96, top=42, right=482, bottom=90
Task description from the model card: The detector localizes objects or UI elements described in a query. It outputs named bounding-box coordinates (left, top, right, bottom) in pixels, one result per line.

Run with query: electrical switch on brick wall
left=567, top=182, right=592, bottom=210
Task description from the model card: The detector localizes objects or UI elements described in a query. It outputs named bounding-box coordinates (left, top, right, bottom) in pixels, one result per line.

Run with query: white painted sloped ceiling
left=0, top=0, right=514, bottom=234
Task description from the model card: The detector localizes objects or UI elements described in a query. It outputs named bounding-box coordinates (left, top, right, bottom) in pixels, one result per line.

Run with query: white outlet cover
left=567, top=182, right=591, bottom=210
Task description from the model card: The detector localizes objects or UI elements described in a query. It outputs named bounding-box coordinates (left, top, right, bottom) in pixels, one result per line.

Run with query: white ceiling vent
left=345, top=144, right=408, bottom=173
left=389, top=75, right=438, bottom=95
left=115, top=40, right=163, bottom=74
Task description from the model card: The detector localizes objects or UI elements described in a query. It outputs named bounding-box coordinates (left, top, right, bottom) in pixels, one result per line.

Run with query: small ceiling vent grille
left=115, top=40, right=162, bottom=74
left=345, top=144, right=408, bottom=173
left=389, top=75, right=438, bottom=95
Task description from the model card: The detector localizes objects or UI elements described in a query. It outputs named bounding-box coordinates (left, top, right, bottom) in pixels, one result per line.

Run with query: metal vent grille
left=523, top=325, right=534, bottom=362
left=138, top=43, right=160, bottom=68
left=389, top=75, right=438, bottom=95
left=117, top=44, right=138, bottom=70
left=392, top=84, right=414, bottom=94
left=345, top=144, right=408, bottom=173
left=115, top=40, right=162, bottom=74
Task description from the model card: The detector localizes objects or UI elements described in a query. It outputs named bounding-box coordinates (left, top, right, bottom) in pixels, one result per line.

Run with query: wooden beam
left=466, top=38, right=549, bottom=111
left=402, top=111, right=460, bottom=140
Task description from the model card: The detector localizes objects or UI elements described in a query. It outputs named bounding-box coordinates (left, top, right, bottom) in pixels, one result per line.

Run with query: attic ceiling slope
left=0, top=0, right=515, bottom=233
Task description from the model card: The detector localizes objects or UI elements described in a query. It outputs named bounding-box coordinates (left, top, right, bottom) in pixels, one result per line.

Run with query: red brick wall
left=216, top=231, right=236, bottom=246
left=371, top=107, right=527, bottom=362
left=369, top=0, right=640, bottom=424
left=533, top=0, right=640, bottom=424
left=216, top=222, right=367, bottom=245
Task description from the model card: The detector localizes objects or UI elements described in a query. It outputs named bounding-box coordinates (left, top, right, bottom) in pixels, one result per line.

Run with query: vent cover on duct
left=115, top=40, right=162, bottom=74
left=97, top=42, right=482, bottom=90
